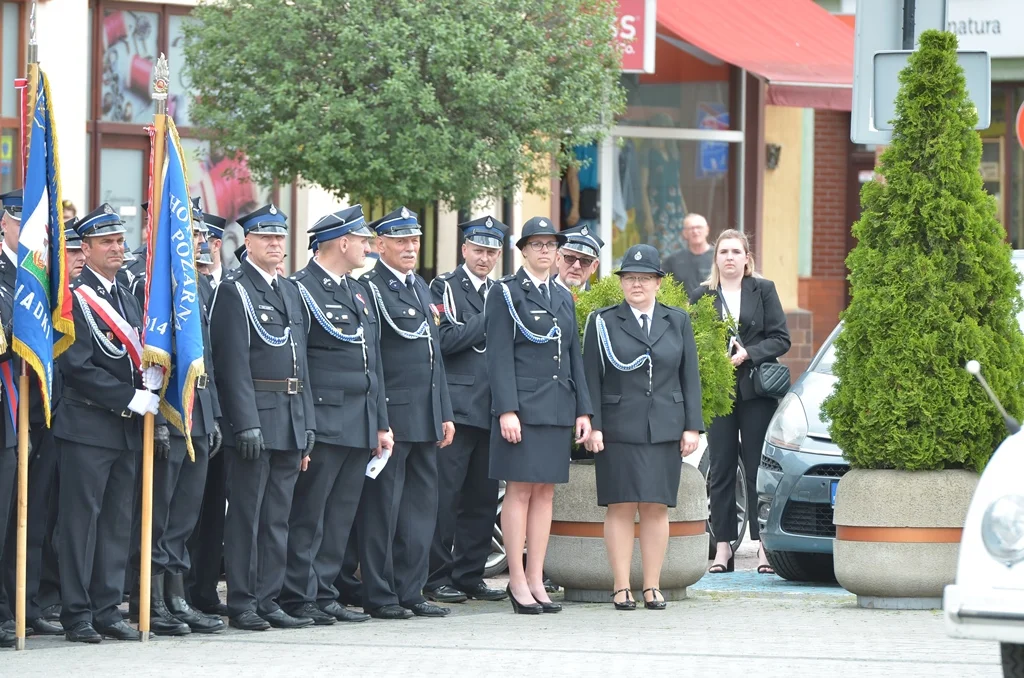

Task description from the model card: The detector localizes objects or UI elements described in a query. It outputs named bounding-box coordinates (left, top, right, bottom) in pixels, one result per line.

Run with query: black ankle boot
left=165, top=572, right=224, bottom=633
left=150, top=573, right=191, bottom=636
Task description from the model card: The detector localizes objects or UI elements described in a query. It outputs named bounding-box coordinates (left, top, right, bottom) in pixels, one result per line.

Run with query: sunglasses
left=561, top=253, right=595, bottom=268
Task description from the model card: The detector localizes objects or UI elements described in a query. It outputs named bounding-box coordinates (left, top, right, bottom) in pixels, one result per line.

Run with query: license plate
left=830, top=480, right=839, bottom=508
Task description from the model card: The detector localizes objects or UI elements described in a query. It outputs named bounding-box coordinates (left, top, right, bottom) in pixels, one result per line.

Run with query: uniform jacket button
left=645, top=391, right=652, bottom=397
left=385, top=397, right=390, bottom=403
left=552, top=375, right=558, bottom=380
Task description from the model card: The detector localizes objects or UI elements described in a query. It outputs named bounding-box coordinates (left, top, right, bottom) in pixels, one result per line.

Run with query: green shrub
left=576, top=273, right=734, bottom=423
left=822, top=30, right=1024, bottom=472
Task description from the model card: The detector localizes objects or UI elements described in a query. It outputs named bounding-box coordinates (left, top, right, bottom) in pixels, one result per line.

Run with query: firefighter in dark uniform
left=424, top=216, right=509, bottom=605
left=185, top=212, right=229, bottom=615
left=0, top=191, right=64, bottom=639
left=485, top=216, right=593, bottom=614
left=0, top=275, right=15, bottom=648
left=146, top=201, right=226, bottom=634
left=358, top=206, right=455, bottom=619
left=55, top=204, right=162, bottom=642
left=279, top=206, right=386, bottom=625
left=209, top=203, right=316, bottom=631
left=553, top=224, right=603, bottom=297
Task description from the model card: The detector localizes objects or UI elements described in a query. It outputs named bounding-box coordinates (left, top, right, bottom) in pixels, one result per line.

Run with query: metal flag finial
left=153, top=53, right=169, bottom=102
left=27, top=1, right=38, bottom=63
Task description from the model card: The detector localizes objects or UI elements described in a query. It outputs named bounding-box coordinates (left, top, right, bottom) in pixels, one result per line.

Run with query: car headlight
left=765, top=392, right=808, bottom=451
left=981, top=494, right=1024, bottom=566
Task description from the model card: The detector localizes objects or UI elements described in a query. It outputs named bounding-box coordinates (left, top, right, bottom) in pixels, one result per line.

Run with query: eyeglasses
left=621, top=275, right=657, bottom=285
left=527, top=240, right=558, bottom=252
left=561, top=253, right=595, bottom=268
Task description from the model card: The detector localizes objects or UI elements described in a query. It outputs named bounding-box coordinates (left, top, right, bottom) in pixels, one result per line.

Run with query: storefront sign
left=948, top=0, right=1024, bottom=58
left=616, top=0, right=656, bottom=73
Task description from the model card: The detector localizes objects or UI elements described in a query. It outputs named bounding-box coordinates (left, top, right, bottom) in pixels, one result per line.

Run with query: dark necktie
left=478, top=281, right=488, bottom=302
left=539, top=282, right=550, bottom=303
left=111, top=284, right=126, bottom=319
left=640, top=313, right=650, bottom=337
left=406, top=273, right=421, bottom=304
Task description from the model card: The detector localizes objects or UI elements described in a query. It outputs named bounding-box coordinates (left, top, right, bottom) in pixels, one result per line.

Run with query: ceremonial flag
left=143, top=118, right=204, bottom=459
left=12, top=70, right=75, bottom=426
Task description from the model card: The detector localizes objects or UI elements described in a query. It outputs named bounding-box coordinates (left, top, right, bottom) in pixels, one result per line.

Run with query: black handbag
left=751, top=362, right=791, bottom=399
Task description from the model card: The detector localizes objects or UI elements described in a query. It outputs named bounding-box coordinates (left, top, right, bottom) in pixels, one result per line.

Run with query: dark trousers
left=0, top=448, right=15, bottom=615
left=334, top=527, right=362, bottom=605
left=37, top=433, right=62, bottom=612
left=0, top=427, right=56, bottom=622
left=151, top=436, right=209, bottom=575
left=280, top=444, right=366, bottom=610
left=357, top=441, right=438, bottom=610
left=708, top=396, right=779, bottom=543
left=186, top=446, right=225, bottom=608
left=57, top=439, right=137, bottom=628
left=427, top=425, right=497, bottom=591
left=223, top=446, right=301, bottom=617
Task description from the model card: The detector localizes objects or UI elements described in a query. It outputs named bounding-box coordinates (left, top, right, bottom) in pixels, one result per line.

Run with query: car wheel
left=1002, top=643, right=1024, bottom=678
left=699, top=453, right=747, bottom=559
left=483, top=480, right=507, bottom=578
left=764, top=549, right=837, bottom=583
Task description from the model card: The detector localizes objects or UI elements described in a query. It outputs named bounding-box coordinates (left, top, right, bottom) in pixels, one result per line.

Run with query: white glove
left=143, top=365, right=165, bottom=391
left=128, top=390, right=161, bottom=416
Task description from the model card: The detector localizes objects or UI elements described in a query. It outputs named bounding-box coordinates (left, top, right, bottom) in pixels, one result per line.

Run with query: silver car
left=756, top=323, right=844, bottom=582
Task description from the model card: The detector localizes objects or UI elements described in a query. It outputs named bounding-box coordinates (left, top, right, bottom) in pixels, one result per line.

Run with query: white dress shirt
left=629, top=302, right=656, bottom=334
left=246, top=259, right=278, bottom=286
left=463, top=264, right=488, bottom=294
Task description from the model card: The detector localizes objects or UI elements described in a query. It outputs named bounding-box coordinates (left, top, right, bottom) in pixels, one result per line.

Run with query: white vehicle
left=944, top=361, right=1024, bottom=677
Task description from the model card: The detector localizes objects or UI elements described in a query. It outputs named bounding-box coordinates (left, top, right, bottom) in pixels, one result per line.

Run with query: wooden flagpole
left=139, top=53, right=169, bottom=644
left=14, top=1, right=39, bottom=652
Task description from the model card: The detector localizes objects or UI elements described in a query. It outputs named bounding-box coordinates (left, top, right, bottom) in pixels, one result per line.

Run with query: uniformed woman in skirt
left=582, top=244, right=703, bottom=610
left=485, top=217, right=593, bottom=614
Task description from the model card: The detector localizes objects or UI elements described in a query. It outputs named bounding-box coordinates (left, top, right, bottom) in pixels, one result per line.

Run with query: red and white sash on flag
left=74, top=284, right=143, bottom=370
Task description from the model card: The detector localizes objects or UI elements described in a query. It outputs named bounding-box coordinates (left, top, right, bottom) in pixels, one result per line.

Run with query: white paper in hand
left=366, top=447, right=392, bottom=479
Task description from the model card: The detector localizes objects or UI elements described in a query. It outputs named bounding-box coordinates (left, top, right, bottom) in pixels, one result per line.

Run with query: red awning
left=657, top=0, right=854, bottom=111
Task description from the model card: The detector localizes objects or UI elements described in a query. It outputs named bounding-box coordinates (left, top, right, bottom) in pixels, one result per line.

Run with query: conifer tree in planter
left=822, top=30, right=1024, bottom=608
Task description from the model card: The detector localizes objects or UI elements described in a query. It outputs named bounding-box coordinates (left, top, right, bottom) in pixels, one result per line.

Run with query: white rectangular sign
left=948, top=0, right=1024, bottom=58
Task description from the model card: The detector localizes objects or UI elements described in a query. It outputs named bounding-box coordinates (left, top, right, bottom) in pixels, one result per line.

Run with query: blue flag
left=143, top=118, right=205, bottom=459
left=13, top=69, right=75, bottom=427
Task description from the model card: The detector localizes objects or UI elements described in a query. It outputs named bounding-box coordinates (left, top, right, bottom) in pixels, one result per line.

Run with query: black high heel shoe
left=642, top=588, right=667, bottom=610
left=708, top=544, right=735, bottom=573
left=506, top=586, right=543, bottom=615
left=611, top=588, right=636, bottom=611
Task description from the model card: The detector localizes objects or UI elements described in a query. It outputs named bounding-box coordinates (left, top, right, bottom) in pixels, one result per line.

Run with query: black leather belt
left=63, top=387, right=135, bottom=418
left=196, top=374, right=209, bottom=390
left=252, top=378, right=303, bottom=394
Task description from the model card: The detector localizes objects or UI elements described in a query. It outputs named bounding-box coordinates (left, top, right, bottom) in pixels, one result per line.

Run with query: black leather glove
left=209, top=421, right=223, bottom=458
left=154, top=424, right=171, bottom=460
left=236, top=427, right=264, bottom=460
left=303, top=430, right=315, bottom=458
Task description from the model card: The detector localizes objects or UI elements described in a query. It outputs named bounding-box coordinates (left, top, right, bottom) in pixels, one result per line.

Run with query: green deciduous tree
left=822, top=30, right=1024, bottom=472
left=183, top=0, right=625, bottom=208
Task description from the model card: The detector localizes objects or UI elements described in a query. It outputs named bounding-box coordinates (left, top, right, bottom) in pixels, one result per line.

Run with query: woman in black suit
left=583, top=245, right=703, bottom=610
left=689, top=229, right=791, bottom=574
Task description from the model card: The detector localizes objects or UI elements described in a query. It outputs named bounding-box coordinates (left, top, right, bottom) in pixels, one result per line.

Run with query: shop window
left=167, top=13, right=197, bottom=127
left=1, top=3, right=19, bottom=118
left=99, top=9, right=160, bottom=124
left=99, top=143, right=147, bottom=245
left=609, top=137, right=731, bottom=263
left=0, top=1, right=23, bottom=191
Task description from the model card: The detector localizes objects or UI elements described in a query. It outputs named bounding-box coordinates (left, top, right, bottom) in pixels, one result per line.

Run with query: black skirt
left=595, top=441, right=682, bottom=507
left=488, top=423, right=573, bottom=484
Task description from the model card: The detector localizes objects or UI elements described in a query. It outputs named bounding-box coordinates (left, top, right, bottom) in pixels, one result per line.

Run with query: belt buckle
left=120, top=409, right=133, bottom=419
left=286, top=378, right=300, bottom=395
left=196, top=374, right=209, bottom=390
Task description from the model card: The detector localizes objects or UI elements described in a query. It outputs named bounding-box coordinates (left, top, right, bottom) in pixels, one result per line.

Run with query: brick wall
left=800, top=109, right=852, bottom=352
left=780, top=309, right=814, bottom=380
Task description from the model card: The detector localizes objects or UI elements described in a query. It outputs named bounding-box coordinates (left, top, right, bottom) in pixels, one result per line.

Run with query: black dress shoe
left=97, top=620, right=141, bottom=641
left=196, top=602, right=229, bottom=617
left=0, top=625, right=15, bottom=648
left=41, top=604, right=61, bottom=621
left=229, top=610, right=271, bottom=631
left=539, top=600, right=562, bottom=613
left=30, top=618, right=64, bottom=635
left=424, top=585, right=467, bottom=604
left=64, top=621, right=102, bottom=644
left=459, top=582, right=508, bottom=602
left=165, top=573, right=225, bottom=634
left=287, top=603, right=335, bottom=626
left=406, top=602, right=450, bottom=617
left=320, top=601, right=370, bottom=623
left=261, top=608, right=314, bottom=629
left=367, top=604, right=413, bottom=620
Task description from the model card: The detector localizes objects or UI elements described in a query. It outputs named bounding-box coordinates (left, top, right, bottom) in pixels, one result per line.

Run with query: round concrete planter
left=545, top=460, right=708, bottom=603
left=833, top=468, right=978, bottom=609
